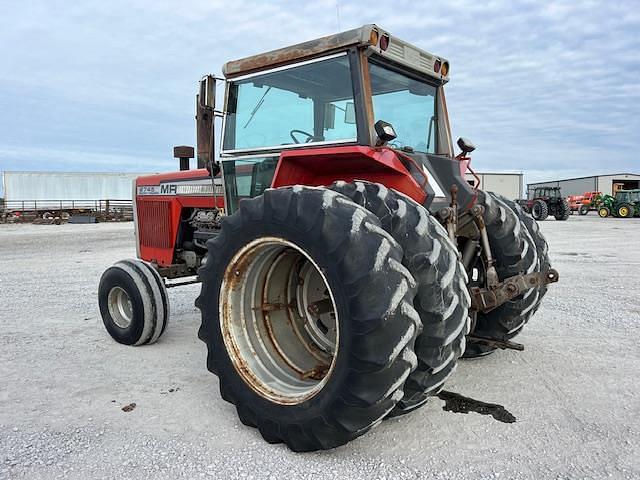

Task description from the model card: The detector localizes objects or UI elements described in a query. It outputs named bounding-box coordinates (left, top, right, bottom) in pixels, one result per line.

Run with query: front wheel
left=98, top=259, right=169, bottom=345
left=598, top=207, right=610, bottom=218
left=196, top=186, right=421, bottom=451
left=579, top=205, right=589, bottom=215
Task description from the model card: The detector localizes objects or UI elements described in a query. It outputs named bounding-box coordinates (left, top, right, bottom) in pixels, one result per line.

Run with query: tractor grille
left=137, top=200, right=172, bottom=248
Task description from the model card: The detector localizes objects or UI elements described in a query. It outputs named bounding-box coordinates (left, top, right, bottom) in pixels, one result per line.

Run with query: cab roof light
left=369, top=28, right=379, bottom=46
left=380, top=34, right=390, bottom=51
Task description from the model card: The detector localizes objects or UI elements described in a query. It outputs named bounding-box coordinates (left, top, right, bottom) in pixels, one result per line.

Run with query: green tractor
left=598, top=189, right=640, bottom=218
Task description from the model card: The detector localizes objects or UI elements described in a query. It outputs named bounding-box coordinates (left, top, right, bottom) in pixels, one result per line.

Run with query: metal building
left=527, top=173, right=640, bottom=198
left=465, top=171, right=523, bottom=199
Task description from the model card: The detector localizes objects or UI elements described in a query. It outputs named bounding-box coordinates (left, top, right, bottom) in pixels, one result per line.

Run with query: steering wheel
left=290, top=129, right=319, bottom=144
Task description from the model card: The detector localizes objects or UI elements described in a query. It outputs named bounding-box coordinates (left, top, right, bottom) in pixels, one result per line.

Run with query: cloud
left=0, top=0, right=638, bottom=189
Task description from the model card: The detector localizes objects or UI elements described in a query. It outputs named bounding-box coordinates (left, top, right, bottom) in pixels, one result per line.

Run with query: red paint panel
left=458, top=159, right=470, bottom=176
left=137, top=168, right=216, bottom=186
left=272, top=145, right=426, bottom=204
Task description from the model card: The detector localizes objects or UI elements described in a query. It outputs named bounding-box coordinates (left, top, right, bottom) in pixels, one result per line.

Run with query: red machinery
left=567, top=191, right=601, bottom=215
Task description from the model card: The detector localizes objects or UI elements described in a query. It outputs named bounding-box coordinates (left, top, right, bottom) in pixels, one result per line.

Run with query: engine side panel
left=135, top=169, right=223, bottom=266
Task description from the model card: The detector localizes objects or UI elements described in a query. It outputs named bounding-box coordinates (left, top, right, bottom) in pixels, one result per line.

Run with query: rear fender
left=271, top=146, right=427, bottom=204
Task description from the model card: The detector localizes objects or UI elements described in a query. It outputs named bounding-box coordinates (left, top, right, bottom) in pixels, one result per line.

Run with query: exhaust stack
left=174, top=145, right=194, bottom=171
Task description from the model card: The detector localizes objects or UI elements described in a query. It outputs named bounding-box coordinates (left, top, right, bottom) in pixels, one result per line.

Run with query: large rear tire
left=617, top=203, right=634, bottom=218
left=531, top=200, right=548, bottom=221
left=464, top=192, right=538, bottom=357
left=499, top=195, right=550, bottom=316
left=554, top=199, right=570, bottom=220
left=196, top=186, right=421, bottom=451
left=329, top=181, right=470, bottom=416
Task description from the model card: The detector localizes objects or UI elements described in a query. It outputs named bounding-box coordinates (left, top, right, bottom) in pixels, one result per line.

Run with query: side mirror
left=374, top=120, right=397, bottom=147
left=457, top=137, right=476, bottom=154
left=344, top=102, right=356, bottom=124
left=200, top=75, right=216, bottom=109
left=196, top=75, right=216, bottom=169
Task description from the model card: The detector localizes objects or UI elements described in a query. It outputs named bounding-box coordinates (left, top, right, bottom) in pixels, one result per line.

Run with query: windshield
left=368, top=60, right=437, bottom=153
left=616, top=191, right=640, bottom=202
left=223, top=55, right=357, bottom=152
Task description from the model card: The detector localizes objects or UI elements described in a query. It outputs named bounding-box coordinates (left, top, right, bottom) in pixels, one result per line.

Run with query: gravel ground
left=1, top=215, right=639, bottom=479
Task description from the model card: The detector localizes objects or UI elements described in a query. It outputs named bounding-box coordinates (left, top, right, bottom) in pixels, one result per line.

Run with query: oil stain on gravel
left=437, top=391, right=516, bottom=423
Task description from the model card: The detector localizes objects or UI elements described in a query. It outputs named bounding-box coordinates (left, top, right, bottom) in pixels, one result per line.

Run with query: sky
left=0, top=0, right=638, bottom=189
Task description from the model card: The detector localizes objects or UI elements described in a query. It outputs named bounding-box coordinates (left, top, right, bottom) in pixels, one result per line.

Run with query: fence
left=0, top=199, right=133, bottom=222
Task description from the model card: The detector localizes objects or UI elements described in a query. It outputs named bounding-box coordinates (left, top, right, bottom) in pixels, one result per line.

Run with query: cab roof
left=222, top=24, right=450, bottom=83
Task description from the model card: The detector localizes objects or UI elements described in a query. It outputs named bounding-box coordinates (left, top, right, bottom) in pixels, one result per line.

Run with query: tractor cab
left=615, top=189, right=640, bottom=204
left=533, top=186, right=562, bottom=200
left=198, top=25, right=475, bottom=215
left=133, top=25, right=477, bottom=275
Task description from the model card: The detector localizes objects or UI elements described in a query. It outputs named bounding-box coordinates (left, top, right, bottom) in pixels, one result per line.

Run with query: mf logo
left=160, top=184, right=177, bottom=195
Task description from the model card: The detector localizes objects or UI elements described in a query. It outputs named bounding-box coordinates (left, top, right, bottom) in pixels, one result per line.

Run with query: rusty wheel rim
left=219, top=237, right=338, bottom=405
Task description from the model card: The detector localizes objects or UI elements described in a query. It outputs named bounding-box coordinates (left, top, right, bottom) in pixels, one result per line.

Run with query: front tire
left=98, top=259, right=169, bottom=345
left=598, top=207, right=610, bottom=218
left=196, top=186, right=421, bottom=451
left=579, top=205, right=589, bottom=215
left=329, top=181, right=470, bottom=416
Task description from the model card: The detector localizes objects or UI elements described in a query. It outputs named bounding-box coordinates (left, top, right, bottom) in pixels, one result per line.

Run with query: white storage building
left=465, top=171, right=523, bottom=200
left=1, top=171, right=151, bottom=202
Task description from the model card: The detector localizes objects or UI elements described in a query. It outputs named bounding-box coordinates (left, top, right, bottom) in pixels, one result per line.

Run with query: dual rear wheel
left=463, top=192, right=546, bottom=357
left=196, top=184, right=469, bottom=451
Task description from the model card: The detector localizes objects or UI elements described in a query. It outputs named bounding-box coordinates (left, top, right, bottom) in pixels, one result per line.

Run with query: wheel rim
left=220, top=237, right=338, bottom=405
left=107, top=286, right=133, bottom=328
left=620, top=207, right=629, bottom=217
left=599, top=208, right=607, bottom=217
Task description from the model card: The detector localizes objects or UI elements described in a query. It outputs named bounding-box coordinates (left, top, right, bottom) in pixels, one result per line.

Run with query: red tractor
left=517, top=186, right=570, bottom=221
left=98, top=25, right=558, bottom=451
